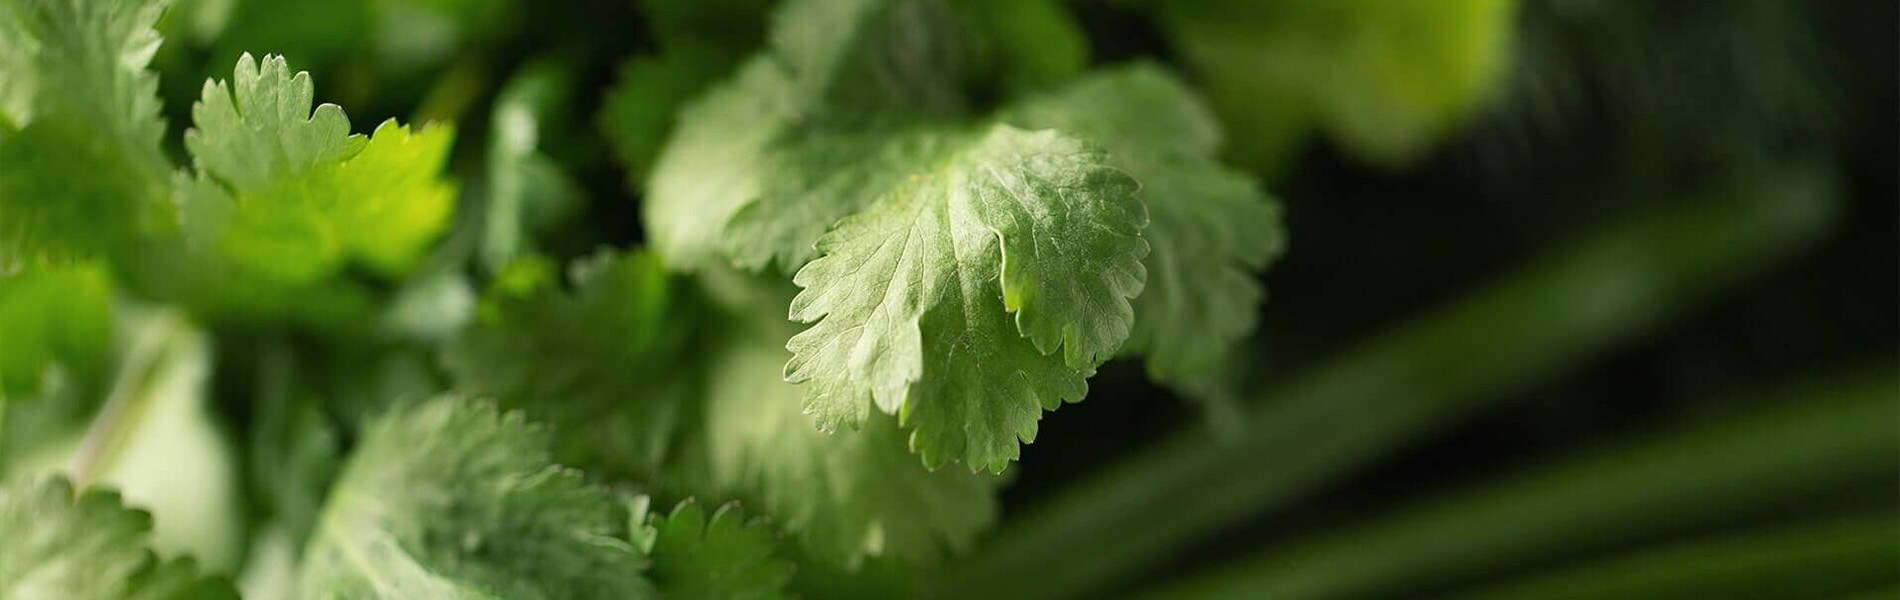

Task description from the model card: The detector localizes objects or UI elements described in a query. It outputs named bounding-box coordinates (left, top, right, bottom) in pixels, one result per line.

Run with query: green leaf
left=600, top=42, right=750, bottom=183
left=644, top=499, right=794, bottom=600
left=298, top=396, right=657, bottom=599
left=955, top=0, right=1088, bottom=94
left=1161, top=0, right=1517, bottom=169
left=443, top=250, right=692, bottom=483
left=0, top=0, right=172, bottom=263
left=0, top=262, right=110, bottom=399
left=680, top=289, right=999, bottom=563
left=786, top=124, right=1148, bottom=472
left=603, top=0, right=772, bottom=181
left=647, top=0, right=1212, bottom=472
left=0, top=476, right=237, bottom=600
left=644, top=0, right=971, bottom=272
left=181, top=52, right=455, bottom=286
left=1001, top=64, right=1285, bottom=380
left=720, top=125, right=966, bottom=272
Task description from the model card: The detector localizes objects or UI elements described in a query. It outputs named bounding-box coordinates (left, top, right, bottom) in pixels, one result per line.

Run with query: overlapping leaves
left=638, top=0, right=1282, bottom=471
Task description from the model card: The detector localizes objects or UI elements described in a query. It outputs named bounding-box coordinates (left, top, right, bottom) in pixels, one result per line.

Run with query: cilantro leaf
left=956, top=0, right=1087, bottom=94
left=0, top=0, right=172, bottom=263
left=0, top=476, right=238, bottom=600
left=298, top=397, right=658, bottom=599
left=643, top=499, right=794, bottom=600
left=601, top=45, right=740, bottom=184
left=443, top=250, right=692, bottom=483
left=682, top=286, right=1000, bottom=562
left=181, top=53, right=455, bottom=286
left=644, top=0, right=970, bottom=272
left=648, top=0, right=1172, bottom=471
left=785, top=124, right=1148, bottom=471
left=1001, top=64, right=1286, bottom=380
left=601, top=0, right=770, bottom=182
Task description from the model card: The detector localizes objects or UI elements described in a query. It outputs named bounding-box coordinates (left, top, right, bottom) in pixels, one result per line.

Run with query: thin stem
left=1439, top=512, right=1898, bottom=600
left=1837, top=586, right=1900, bottom=600
left=1138, top=367, right=1899, bottom=599
left=935, top=168, right=1841, bottom=600
left=66, top=310, right=185, bottom=486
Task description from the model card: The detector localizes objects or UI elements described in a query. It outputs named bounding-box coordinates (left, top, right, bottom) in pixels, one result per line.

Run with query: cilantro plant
left=2, top=0, right=1893, bottom=598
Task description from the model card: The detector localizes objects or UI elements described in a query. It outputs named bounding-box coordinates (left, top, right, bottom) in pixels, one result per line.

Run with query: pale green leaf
left=298, top=397, right=657, bottom=599
left=0, top=0, right=171, bottom=263
left=1001, top=64, right=1285, bottom=380
left=644, top=0, right=969, bottom=272
left=0, top=476, right=237, bottom=600
left=600, top=43, right=750, bottom=184
left=785, top=124, right=1148, bottom=472
left=681, top=285, right=999, bottom=561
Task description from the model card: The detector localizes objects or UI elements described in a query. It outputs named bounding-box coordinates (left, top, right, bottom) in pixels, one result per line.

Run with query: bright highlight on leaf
left=786, top=125, right=1148, bottom=472
left=644, top=0, right=1287, bottom=471
left=182, top=53, right=455, bottom=286
left=0, top=476, right=237, bottom=600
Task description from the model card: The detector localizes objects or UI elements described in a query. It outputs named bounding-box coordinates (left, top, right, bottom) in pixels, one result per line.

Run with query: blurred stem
left=937, top=169, right=1841, bottom=600
left=1438, top=512, right=1898, bottom=600
left=1139, top=367, right=1899, bottom=599
left=413, top=55, right=491, bottom=126
left=1839, top=586, right=1900, bottom=600
left=66, top=310, right=186, bottom=486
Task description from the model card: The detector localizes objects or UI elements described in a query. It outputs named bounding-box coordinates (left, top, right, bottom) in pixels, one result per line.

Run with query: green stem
left=1439, top=512, right=1898, bottom=600
left=1838, top=586, right=1900, bottom=600
left=1139, top=368, right=1899, bottom=599
left=66, top=310, right=186, bottom=486
left=936, top=169, right=1840, bottom=600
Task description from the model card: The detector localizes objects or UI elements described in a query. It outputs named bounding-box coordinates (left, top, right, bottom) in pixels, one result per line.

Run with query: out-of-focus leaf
left=674, top=280, right=1001, bottom=563
left=298, top=397, right=658, bottom=599
left=600, top=42, right=752, bottom=183
left=0, top=476, right=239, bottom=599
left=1162, top=0, right=1517, bottom=170
left=0, top=0, right=172, bottom=263
left=443, top=250, right=693, bottom=482
left=642, top=499, right=796, bottom=600
left=1001, top=63, right=1286, bottom=382
left=0, top=263, right=111, bottom=399
left=956, top=0, right=1087, bottom=94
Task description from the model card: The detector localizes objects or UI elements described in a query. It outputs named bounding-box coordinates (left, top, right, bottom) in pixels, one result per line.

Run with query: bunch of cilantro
left=0, top=0, right=1510, bottom=597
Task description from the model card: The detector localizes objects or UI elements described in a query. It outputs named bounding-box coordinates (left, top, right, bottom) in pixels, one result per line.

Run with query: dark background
left=1014, top=0, right=1899, bottom=592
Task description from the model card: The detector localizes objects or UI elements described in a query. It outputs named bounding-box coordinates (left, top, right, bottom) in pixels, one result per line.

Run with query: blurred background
left=9, top=0, right=1896, bottom=597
